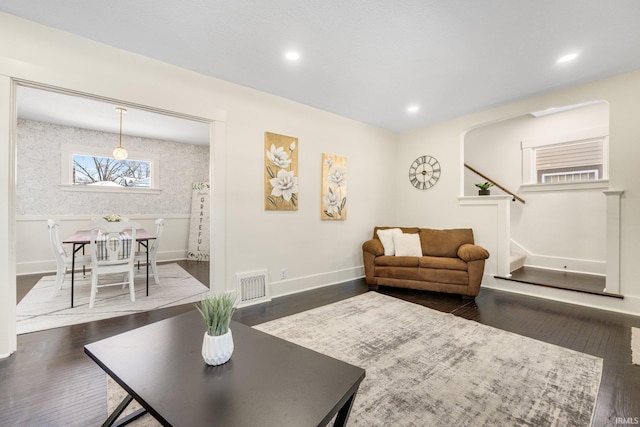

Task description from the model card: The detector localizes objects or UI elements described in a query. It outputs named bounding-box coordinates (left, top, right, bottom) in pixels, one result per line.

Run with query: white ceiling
left=3, top=1, right=640, bottom=133
left=16, top=86, right=211, bottom=145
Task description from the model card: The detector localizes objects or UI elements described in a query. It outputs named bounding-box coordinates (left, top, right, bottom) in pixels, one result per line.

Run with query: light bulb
left=113, top=146, right=128, bottom=160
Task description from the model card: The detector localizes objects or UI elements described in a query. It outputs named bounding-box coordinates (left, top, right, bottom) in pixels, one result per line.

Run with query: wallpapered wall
left=16, top=119, right=209, bottom=216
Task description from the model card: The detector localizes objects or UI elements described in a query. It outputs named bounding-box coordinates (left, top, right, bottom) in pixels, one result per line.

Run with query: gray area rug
left=17, top=263, right=209, bottom=334
left=255, top=292, right=603, bottom=426
left=107, top=376, right=161, bottom=427
left=106, top=292, right=603, bottom=426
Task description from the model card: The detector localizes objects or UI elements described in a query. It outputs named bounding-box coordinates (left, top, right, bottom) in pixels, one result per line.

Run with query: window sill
left=520, top=180, right=609, bottom=193
left=60, top=185, right=162, bottom=195
left=458, top=195, right=514, bottom=207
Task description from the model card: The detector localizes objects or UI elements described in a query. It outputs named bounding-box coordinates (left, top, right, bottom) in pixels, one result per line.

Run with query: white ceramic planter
left=202, top=330, right=234, bottom=365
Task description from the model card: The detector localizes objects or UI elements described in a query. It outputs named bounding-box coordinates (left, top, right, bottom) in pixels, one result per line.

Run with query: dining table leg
left=71, top=243, right=77, bottom=308
left=146, top=241, right=149, bottom=296
left=71, top=243, right=87, bottom=308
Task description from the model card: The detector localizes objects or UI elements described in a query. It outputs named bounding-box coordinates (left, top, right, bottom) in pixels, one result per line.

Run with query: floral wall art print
left=265, top=132, right=299, bottom=211
left=321, top=153, right=347, bottom=220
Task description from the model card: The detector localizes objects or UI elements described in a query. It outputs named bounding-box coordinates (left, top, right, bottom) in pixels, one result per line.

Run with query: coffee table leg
left=333, top=386, right=360, bottom=427
left=102, top=393, right=148, bottom=427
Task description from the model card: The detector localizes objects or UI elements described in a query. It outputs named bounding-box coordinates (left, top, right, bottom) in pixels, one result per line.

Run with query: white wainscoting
left=16, top=214, right=191, bottom=275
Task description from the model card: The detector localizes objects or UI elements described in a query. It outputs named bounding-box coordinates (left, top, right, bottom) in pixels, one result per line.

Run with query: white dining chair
left=135, top=218, right=164, bottom=284
left=88, top=221, right=140, bottom=308
left=47, top=219, right=91, bottom=297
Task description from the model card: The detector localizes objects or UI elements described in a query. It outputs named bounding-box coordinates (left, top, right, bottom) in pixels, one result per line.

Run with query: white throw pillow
left=377, top=228, right=403, bottom=256
left=393, top=233, right=423, bottom=257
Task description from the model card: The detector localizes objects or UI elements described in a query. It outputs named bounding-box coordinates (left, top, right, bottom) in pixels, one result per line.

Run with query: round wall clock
left=409, top=155, right=441, bottom=190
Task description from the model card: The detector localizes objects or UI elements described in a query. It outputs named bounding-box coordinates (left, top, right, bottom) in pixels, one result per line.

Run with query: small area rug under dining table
left=17, top=263, right=209, bottom=335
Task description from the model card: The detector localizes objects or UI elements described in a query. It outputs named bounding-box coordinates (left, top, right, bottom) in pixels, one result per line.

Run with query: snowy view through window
left=72, top=154, right=151, bottom=187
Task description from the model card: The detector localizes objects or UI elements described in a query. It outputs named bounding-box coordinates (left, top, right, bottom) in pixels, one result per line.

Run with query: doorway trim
left=1, top=78, right=227, bottom=357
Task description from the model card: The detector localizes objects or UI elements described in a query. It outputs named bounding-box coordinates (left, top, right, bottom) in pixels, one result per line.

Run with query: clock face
left=409, top=155, right=441, bottom=190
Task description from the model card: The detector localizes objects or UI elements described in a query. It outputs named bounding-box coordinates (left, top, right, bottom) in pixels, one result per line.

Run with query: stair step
left=510, top=252, right=526, bottom=273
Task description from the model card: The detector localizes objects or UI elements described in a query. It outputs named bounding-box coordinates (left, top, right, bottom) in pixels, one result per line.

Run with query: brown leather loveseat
left=362, top=226, right=490, bottom=297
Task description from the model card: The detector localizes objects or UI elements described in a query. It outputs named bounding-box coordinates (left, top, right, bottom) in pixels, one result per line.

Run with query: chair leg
left=52, top=265, right=66, bottom=297
left=151, top=257, right=159, bottom=284
left=129, top=270, right=136, bottom=302
left=89, top=273, right=98, bottom=309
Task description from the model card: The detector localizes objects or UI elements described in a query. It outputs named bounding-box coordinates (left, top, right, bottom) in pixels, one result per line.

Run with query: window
left=540, top=169, right=599, bottom=183
left=521, top=126, right=609, bottom=189
left=534, top=139, right=604, bottom=184
left=61, top=143, right=160, bottom=193
left=73, top=154, right=152, bottom=187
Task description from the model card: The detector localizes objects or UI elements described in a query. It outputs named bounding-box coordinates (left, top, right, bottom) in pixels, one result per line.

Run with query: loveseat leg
left=461, top=295, right=475, bottom=301
left=368, top=284, right=379, bottom=291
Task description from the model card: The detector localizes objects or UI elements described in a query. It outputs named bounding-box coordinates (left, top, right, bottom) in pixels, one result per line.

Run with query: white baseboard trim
left=484, top=275, right=640, bottom=317
left=16, top=250, right=187, bottom=276
left=510, top=240, right=605, bottom=275
left=269, top=266, right=365, bottom=299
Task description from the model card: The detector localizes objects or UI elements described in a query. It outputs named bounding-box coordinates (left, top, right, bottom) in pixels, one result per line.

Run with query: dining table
left=63, top=228, right=156, bottom=308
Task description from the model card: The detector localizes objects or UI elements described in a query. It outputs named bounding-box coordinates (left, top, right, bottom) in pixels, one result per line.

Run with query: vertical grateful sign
left=187, top=182, right=210, bottom=261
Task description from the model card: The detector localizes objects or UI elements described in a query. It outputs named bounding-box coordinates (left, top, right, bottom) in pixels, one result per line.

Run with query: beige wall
left=0, top=13, right=397, bottom=357
left=2, top=11, right=640, bottom=358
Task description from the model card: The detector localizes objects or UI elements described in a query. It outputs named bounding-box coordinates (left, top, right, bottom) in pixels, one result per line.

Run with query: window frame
left=60, top=143, right=161, bottom=194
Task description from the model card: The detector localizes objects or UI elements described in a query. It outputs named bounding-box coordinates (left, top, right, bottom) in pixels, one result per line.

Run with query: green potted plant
left=196, top=293, right=237, bottom=365
left=475, top=181, right=494, bottom=196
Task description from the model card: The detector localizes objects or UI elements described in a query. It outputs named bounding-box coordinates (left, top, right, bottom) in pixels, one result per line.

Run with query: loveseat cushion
left=419, top=256, right=468, bottom=271
left=375, top=256, right=420, bottom=267
left=419, top=228, right=474, bottom=257
left=418, top=268, right=469, bottom=285
left=375, top=266, right=422, bottom=281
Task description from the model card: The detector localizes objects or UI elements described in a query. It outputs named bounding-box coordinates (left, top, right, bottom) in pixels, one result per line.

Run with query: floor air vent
left=236, top=270, right=271, bottom=307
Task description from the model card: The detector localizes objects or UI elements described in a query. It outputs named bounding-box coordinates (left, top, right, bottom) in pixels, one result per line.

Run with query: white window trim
left=540, top=169, right=599, bottom=183
left=521, top=179, right=609, bottom=193
left=60, top=143, right=161, bottom=194
left=521, top=126, right=609, bottom=185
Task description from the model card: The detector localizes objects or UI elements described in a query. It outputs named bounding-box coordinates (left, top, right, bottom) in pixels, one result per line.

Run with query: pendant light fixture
left=113, top=107, right=128, bottom=160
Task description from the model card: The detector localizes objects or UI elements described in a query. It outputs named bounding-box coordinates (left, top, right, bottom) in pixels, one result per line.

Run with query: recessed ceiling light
left=557, top=52, right=579, bottom=63
left=407, top=105, right=420, bottom=113
left=285, top=51, right=300, bottom=61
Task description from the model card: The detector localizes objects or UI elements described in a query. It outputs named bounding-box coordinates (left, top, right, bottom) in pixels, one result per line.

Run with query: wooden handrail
left=464, top=163, right=525, bottom=204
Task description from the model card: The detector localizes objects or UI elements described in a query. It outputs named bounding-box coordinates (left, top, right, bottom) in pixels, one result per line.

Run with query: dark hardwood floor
left=3, top=262, right=640, bottom=426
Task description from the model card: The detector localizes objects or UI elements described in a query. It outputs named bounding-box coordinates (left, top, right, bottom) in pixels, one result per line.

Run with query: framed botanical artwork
left=321, top=153, right=347, bottom=220
left=264, top=132, right=299, bottom=211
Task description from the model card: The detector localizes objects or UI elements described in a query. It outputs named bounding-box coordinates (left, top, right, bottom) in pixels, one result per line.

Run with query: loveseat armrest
left=362, top=239, right=384, bottom=285
left=362, top=239, right=384, bottom=256
left=457, top=244, right=490, bottom=262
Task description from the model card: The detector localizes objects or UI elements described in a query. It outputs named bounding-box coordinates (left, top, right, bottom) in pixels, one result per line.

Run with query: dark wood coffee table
left=85, top=312, right=365, bottom=426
